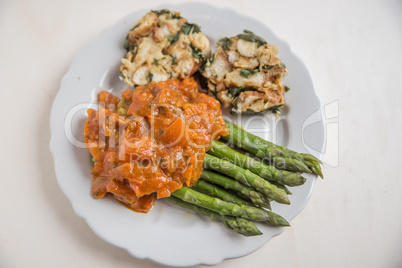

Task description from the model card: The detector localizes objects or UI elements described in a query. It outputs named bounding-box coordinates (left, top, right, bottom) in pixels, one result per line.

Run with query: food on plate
left=120, top=9, right=211, bottom=87
left=165, top=196, right=262, bottom=237
left=193, top=179, right=254, bottom=207
left=84, top=78, right=228, bottom=213
left=209, top=140, right=307, bottom=186
left=200, top=170, right=272, bottom=209
left=83, top=78, right=322, bottom=235
left=82, top=9, right=324, bottom=237
left=171, top=187, right=289, bottom=225
left=200, top=30, right=288, bottom=115
left=165, top=123, right=323, bottom=236
left=204, top=154, right=289, bottom=204
left=222, top=122, right=323, bottom=178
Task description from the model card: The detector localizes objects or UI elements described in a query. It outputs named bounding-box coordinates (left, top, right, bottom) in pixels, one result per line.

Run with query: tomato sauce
left=84, top=78, right=228, bottom=213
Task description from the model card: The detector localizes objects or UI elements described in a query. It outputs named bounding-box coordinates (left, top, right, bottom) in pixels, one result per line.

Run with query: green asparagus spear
left=200, top=170, right=271, bottom=209
left=165, top=196, right=262, bottom=236
left=309, top=163, right=324, bottom=178
left=221, top=127, right=310, bottom=173
left=204, top=154, right=290, bottom=204
left=171, top=187, right=289, bottom=226
left=225, top=121, right=322, bottom=162
left=209, top=140, right=306, bottom=186
left=271, top=182, right=292, bottom=195
left=193, top=180, right=253, bottom=206
left=230, top=120, right=323, bottom=170
left=222, top=121, right=323, bottom=177
left=221, top=122, right=310, bottom=172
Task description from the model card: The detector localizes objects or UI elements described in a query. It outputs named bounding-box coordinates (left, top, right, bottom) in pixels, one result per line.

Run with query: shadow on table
left=36, top=69, right=166, bottom=268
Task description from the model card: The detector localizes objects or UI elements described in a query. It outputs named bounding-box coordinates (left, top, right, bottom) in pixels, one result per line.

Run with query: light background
left=0, top=0, right=401, bottom=267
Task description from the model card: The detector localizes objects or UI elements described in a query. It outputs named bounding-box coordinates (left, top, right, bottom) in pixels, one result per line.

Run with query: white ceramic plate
left=50, top=2, right=325, bottom=267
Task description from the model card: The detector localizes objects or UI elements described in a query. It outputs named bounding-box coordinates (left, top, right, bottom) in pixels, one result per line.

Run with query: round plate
left=50, top=2, right=325, bottom=267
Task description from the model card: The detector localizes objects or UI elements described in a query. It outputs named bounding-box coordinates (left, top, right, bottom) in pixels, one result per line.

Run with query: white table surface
left=1, top=0, right=401, bottom=267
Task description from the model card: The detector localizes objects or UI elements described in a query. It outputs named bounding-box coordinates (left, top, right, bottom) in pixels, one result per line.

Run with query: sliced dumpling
left=120, top=9, right=211, bottom=87
left=200, top=30, right=288, bottom=115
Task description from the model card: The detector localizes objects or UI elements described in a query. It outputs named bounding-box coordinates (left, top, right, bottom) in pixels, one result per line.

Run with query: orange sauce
left=84, top=78, right=228, bottom=212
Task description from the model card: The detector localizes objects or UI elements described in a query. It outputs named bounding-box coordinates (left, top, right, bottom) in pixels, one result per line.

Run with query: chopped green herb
left=240, top=69, right=251, bottom=78
left=170, top=55, right=178, bottom=65
left=124, top=36, right=135, bottom=51
left=270, top=105, right=282, bottom=115
left=263, top=65, right=274, bottom=70
left=199, top=59, right=210, bottom=72
left=199, top=64, right=205, bottom=73
left=232, top=104, right=284, bottom=115
left=190, top=44, right=206, bottom=62
left=129, top=23, right=140, bottom=31
left=92, top=157, right=97, bottom=162
left=217, top=37, right=233, bottom=50
left=117, top=98, right=127, bottom=108
left=148, top=72, right=154, bottom=82
left=280, top=62, right=287, bottom=68
left=118, top=107, right=127, bottom=115
left=240, top=68, right=260, bottom=78
left=153, top=58, right=159, bottom=67
left=181, top=22, right=201, bottom=35
left=167, top=33, right=180, bottom=44
left=284, top=85, right=290, bottom=92
left=151, top=9, right=181, bottom=19
left=228, top=86, right=256, bottom=97
left=237, top=30, right=267, bottom=47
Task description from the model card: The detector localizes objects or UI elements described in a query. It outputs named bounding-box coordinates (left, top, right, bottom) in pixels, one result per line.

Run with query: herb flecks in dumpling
left=120, top=10, right=211, bottom=87
left=201, top=30, right=287, bottom=115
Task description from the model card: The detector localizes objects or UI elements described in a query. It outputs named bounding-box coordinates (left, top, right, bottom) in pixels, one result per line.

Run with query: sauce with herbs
left=84, top=78, right=228, bottom=212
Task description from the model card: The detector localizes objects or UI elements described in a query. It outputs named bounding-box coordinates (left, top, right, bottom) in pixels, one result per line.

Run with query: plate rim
left=49, top=2, right=326, bottom=266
